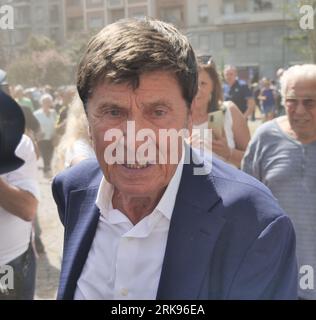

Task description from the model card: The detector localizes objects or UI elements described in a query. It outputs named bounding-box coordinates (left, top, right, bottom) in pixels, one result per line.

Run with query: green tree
left=7, top=55, right=41, bottom=86
left=286, top=0, right=316, bottom=63
left=7, top=35, right=72, bottom=87
left=27, top=35, right=56, bottom=52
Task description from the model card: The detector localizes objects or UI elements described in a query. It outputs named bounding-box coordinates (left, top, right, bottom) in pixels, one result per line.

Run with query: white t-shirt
left=34, top=108, right=57, bottom=140
left=0, top=135, right=40, bottom=265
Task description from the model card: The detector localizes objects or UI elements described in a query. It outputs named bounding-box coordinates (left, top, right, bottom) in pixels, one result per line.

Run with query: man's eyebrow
left=285, top=95, right=316, bottom=99
left=142, top=100, right=172, bottom=109
left=96, top=102, right=127, bottom=109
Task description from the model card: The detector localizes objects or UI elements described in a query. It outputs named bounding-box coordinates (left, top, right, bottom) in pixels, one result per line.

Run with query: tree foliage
left=7, top=35, right=72, bottom=87
left=286, top=0, right=316, bottom=63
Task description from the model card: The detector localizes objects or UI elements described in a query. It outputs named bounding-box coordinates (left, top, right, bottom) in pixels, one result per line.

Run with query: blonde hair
left=52, top=93, right=91, bottom=174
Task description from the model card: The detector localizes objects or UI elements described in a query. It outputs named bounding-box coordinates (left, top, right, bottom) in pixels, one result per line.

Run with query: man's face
left=285, top=77, right=316, bottom=142
left=41, top=97, right=52, bottom=110
left=224, top=68, right=237, bottom=86
left=87, top=71, right=192, bottom=197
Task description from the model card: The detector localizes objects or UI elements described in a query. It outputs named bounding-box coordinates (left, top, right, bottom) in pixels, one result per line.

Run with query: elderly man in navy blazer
left=52, top=18, right=297, bottom=300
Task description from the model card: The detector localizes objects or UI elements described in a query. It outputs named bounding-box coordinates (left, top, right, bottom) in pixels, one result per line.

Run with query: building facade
left=184, top=0, right=304, bottom=80
left=63, top=0, right=155, bottom=38
left=0, top=0, right=64, bottom=61
left=0, top=0, right=307, bottom=80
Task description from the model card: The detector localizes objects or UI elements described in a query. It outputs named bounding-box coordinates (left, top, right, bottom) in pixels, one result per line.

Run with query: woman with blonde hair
left=52, top=93, right=94, bottom=174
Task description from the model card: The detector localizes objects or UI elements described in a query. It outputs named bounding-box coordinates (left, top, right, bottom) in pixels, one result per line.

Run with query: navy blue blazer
left=52, top=147, right=298, bottom=300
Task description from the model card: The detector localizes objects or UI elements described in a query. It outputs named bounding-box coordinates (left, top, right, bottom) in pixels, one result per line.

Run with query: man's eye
left=304, top=100, right=316, bottom=108
left=286, top=99, right=296, bottom=106
left=105, top=109, right=122, bottom=117
left=153, top=109, right=166, bottom=117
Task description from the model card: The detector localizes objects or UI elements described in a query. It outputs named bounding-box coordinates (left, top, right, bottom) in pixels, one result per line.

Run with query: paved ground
left=34, top=171, right=63, bottom=300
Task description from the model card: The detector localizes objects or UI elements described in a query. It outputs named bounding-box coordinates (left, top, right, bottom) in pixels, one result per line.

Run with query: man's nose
left=122, top=111, right=152, bottom=145
left=295, top=101, right=307, bottom=115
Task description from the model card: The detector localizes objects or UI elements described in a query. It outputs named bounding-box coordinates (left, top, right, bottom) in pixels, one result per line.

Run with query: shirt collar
left=95, top=146, right=185, bottom=222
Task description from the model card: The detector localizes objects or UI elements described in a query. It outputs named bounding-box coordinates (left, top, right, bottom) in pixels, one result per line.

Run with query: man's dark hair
left=77, top=18, right=198, bottom=111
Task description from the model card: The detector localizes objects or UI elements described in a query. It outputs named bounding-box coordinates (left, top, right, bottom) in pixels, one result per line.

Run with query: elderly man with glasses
left=242, top=64, right=316, bottom=300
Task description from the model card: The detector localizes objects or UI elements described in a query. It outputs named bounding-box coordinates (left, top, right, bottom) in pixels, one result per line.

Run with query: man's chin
left=114, top=184, right=159, bottom=198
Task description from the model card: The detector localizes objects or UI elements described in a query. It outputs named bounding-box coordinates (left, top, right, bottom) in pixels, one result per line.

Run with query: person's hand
left=189, top=131, right=212, bottom=152
left=211, top=130, right=232, bottom=161
left=0, top=177, right=5, bottom=189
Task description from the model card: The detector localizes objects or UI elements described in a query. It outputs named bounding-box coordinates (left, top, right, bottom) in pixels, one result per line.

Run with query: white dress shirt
left=74, top=158, right=184, bottom=300
left=0, top=135, right=40, bottom=265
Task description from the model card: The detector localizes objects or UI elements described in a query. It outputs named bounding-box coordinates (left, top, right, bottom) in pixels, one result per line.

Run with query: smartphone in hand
left=208, top=110, right=225, bottom=138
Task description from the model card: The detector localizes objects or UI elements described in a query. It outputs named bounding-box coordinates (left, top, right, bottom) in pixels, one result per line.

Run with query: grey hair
left=280, top=64, right=316, bottom=103
left=39, top=93, right=53, bottom=105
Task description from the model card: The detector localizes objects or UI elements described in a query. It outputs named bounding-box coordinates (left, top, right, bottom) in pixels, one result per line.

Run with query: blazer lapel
left=58, top=187, right=100, bottom=300
left=157, top=149, right=226, bottom=300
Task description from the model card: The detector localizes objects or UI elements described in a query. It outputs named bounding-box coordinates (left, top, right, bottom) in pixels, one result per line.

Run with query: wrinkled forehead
left=285, top=76, right=316, bottom=97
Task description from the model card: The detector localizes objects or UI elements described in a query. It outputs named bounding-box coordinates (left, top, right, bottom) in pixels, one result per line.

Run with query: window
left=128, top=0, right=145, bottom=4
left=128, top=6, right=147, bottom=19
left=198, top=4, right=208, bottom=23
left=159, top=6, right=184, bottom=27
left=247, top=31, right=259, bottom=45
left=223, top=32, right=236, bottom=47
left=107, top=0, right=124, bottom=8
left=86, top=0, right=104, bottom=9
left=15, top=6, right=31, bottom=25
left=223, top=0, right=248, bottom=14
left=87, top=14, right=104, bottom=29
left=223, top=0, right=234, bottom=14
left=253, top=0, right=273, bottom=12
left=35, top=6, right=44, bottom=21
left=66, top=0, right=82, bottom=7
left=67, top=17, right=84, bottom=32
left=49, top=5, right=59, bottom=24
left=235, top=0, right=249, bottom=13
left=109, top=8, right=124, bottom=23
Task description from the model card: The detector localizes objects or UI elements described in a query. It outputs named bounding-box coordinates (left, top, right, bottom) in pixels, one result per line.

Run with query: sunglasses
left=197, top=55, right=213, bottom=65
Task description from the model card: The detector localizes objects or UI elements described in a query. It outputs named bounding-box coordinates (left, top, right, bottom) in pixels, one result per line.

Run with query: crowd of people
left=0, top=17, right=315, bottom=300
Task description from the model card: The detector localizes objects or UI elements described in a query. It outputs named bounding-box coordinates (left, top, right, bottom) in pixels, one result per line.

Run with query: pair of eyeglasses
left=197, top=55, right=213, bottom=65
left=285, top=97, right=316, bottom=110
